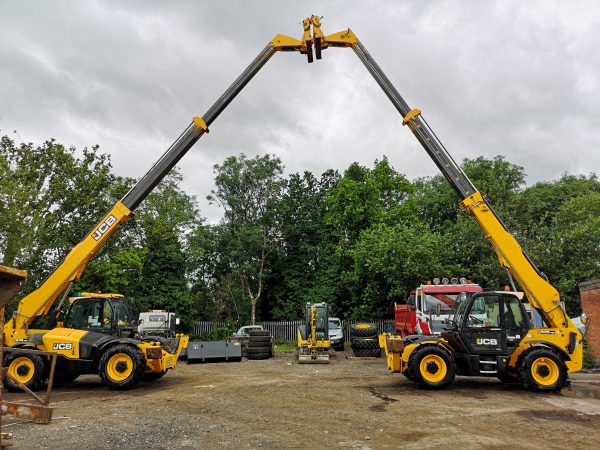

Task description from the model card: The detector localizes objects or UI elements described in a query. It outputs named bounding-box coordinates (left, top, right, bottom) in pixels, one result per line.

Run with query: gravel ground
left=2, top=352, right=600, bottom=449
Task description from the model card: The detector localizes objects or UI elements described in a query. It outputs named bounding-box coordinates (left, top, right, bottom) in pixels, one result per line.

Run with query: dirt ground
left=2, top=352, right=600, bottom=449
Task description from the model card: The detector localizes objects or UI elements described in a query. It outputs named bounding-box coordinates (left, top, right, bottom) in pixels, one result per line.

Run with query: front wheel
left=99, top=344, right=146, bottom=391
left=3, top=352, right=47, bottom=392
left=519, top=348, right=567, bottom=392
left=408, top=346, right=455, bottom=390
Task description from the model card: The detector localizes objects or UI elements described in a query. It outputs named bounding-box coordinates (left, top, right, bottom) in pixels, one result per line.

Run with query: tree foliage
left=2, top=134, right=597, bottom=324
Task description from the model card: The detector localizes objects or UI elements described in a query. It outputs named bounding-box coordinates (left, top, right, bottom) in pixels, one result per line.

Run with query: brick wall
left=579, top=279, right=600, bottom=361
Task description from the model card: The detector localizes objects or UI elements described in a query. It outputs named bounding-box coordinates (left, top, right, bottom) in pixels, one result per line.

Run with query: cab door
left=502, top=294, right=530, bottom=352
left=461, top=294, right=504, bottom=354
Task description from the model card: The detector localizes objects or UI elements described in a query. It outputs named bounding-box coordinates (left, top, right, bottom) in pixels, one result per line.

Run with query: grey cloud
left=1, top=0, right=598, bottom=223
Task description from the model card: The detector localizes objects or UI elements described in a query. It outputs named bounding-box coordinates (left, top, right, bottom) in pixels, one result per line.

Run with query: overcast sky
left=1, top=0, right=599, bottom=222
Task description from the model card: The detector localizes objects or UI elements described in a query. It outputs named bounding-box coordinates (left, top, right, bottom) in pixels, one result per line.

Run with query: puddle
left=562, top=384, right=600, bottom=400
left=367, top=387, right=397, bottom=412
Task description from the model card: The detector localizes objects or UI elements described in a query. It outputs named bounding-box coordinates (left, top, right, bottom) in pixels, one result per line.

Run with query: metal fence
left=191, top=319, right=394, bottom=342
left=190, top=321, right=229, bottom=337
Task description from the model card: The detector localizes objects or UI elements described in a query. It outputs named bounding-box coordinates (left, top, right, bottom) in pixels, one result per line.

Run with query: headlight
left=581, top=313, right=588, bottom=324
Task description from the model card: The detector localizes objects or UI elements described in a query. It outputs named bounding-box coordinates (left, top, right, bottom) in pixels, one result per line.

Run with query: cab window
left=503, top=295, right=526, bottom=329
left=64, top=299, right=111, bottom=330
left=466, top=295, right=500, bottom=328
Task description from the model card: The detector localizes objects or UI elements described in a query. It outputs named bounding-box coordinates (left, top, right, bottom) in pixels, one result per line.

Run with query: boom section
left=342, top=33, right=570, bottom=329
left=6, top=33, right=306, bottom=340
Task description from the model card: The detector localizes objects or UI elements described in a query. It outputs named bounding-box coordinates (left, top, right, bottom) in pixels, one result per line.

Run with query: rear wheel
left=3, top=352, right=46, bottom=392
left=519, top=348, right=567, bottom=392
left=408, top=346, right=455, bottom=390
left=99, top=344, right=145, bottom=391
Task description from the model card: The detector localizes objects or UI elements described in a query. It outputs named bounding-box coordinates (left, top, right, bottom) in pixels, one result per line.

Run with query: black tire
left=3, top=351, right=47, bottom=392
left=143, top=371, right=167, bottom=382
left=353, top=348, right=381, bottom=357
left=99, top=344, right=146, bottom=391
left=248, top=330, right=271, bottom=337
left=518, top=348, right=568, bottom=392
left=350, top=323, right=378, bottom=338
left=351, top=337, right=379, bottom=350
left=497, top=371, right=520, bottom=384
left=408, top=346, right=455, bottom=390
left=247, top=352, right=270, bottom=360
left=248, top=336, right=271, bottom=344
left=52, top=372, right=80, bottom=384
left=247, top=346, right=271, bottom=355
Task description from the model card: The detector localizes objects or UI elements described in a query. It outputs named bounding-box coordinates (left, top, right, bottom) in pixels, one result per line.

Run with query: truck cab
left=395, top=279, right=483, bottom=336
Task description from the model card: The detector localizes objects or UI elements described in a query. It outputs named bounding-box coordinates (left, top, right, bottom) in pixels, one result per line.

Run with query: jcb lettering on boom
left=93, top=215, right=117, bottom=241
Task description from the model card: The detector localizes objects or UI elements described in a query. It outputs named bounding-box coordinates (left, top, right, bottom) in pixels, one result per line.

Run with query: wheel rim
left=419, top=354, right=447, bottom=383
left=8, top=357, right=35, bottom=384
left=106, top=353, right=134, bottom=381
left=531, top=357, right=559, bottom=386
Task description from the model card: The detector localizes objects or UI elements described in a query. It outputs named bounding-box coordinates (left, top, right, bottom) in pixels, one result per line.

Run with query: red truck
left=395, top=278, right=483, bottom=336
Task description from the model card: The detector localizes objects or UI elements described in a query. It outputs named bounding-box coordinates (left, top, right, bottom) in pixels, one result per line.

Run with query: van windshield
left=328, top=319, right=341, bottom=329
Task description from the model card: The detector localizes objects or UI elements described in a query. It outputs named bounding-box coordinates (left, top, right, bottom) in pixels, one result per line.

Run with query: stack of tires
left=350, top=323, right=381, bottom=357
left=246, top=330, right=274, bottom=360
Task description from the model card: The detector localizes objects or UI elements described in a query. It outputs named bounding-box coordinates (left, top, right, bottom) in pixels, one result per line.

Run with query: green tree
left=350, top=221, right=447, bottom=319
left=0, top=136, right=130, bottom=312
left=268, top=170, right=339, bottom=319
left=207, top=154, right=284, bottom=324
left=544, top=191, right=600, bottom=315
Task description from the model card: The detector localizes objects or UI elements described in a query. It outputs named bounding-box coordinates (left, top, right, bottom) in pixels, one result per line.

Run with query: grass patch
left=273, top=339, right=297, bottom=353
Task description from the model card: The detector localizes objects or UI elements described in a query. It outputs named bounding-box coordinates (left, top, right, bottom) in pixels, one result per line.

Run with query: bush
left=200, top=326, right=234, bottom=341
left=583, top=343, right=598, bottom=369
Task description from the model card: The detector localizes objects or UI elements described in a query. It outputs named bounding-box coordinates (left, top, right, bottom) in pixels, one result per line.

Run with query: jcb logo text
left=52, top=343, right=73, bottom=350
left=476, top=338, right=497, bottom=345
left=93, top=215, right=117, bottom=241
